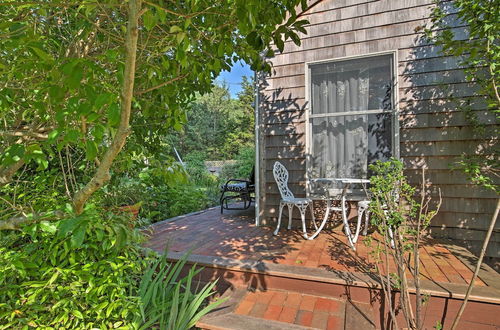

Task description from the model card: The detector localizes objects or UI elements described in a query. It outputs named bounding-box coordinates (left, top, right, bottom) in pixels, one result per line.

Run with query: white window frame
left=304, top=50, right=400, bottom=196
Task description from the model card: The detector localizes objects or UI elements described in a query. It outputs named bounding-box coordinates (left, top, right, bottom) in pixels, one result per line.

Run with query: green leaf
left=35, top=157, right=49, bottom=170
left=289, top=32, right=301, bottom=46
left=61, top=59, right=79, bottom=75
left=47, top=129, right=60, bottom=142
left=67, top=65, right=83, bottom=90
left=71, top=224, right=87, bottom=248
left=85, top=140, right=98, bottom=160
left=94, top=93, right=113, bottom=110
left=170, top=25, right=183, bottom=33
left=64, top=129, right=81, bottom=143
left=57, top=217, right=81, bottom=237
left=47, top=270, right=59, bottom=285
left=157, top=7, right=166, bottom=23
left=40, top=221, right=57, bottom=234
left=176, top=32, right=187, bottom=44
left=73, top=310, right=84, bottom=319
left=275, top=37, right=284, bottom=52
left=77, top=102, right=92, bottom=116
left=49, top=85, right=65, bottom=102
left=29, top=46, right=53, bottom=62
left=2, top=144, right=25, bottom=165
left=108, top=103, right=120, bottom=127
left=92, top=124, right=105, bottom=142
left=143, top=10, right=157, bottom=31
left=86, top=112, right=100, bottom=122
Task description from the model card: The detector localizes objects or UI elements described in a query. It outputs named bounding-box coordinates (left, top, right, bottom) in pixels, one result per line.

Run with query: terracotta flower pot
left=116, top=202, right=142, bottom=227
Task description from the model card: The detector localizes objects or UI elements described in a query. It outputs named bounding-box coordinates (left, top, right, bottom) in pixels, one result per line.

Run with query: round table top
left=310, top=177, right=370, bottom=184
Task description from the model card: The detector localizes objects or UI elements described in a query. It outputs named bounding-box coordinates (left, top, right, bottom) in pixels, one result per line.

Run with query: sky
left=216, top=60, right=253, bottom=98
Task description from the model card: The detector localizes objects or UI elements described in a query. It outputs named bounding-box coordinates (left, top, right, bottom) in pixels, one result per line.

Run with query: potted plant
left=101, top=177, right=146, bottom=227
left=116, top=201, right=143, bottom=220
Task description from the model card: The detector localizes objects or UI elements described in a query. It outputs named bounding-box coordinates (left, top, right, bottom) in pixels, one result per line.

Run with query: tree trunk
left=72, top=0, right=141, bottom=214
left=451, top=198, right=500, bottom=329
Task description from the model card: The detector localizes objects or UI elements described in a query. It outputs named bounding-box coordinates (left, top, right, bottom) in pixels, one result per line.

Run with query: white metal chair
left=272, top=161, right=316, bottom=238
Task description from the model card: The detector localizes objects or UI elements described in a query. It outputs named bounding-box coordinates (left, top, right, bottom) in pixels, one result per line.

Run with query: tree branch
left=143, top=1, right=229, bottom=19
left=134, top=73, right=188, bottom=95
left=0, top=159, right=25, bottom=187
left=0, top=131, right=48, bottom=140
left=0, top=211, right=65, bottom=231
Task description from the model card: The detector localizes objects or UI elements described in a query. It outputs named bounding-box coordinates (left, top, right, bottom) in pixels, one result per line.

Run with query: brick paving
left=234, top=289, right=345, bottom=329
left=144, top=206, right=487, bottom=286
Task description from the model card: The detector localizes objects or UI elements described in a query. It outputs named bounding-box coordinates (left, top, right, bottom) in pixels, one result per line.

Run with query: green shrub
left=0, top=206, right=147, bottom=329
left=0, top=205, right=223, bottom=329
left=0, top=167, right=69, bottom=223
left=367, top=159, right=441, bottom=329
left=100, top=176, right=148, bottom=207
left=164, top=184, right=211, bottom=218
left=234, top=147, right=255, bottom=179
left=95, top=149, right=250, bottom=225
left=132, top=162, right=213, bottom=222
left=220, top=147, right=255, bottom=183
left=184, top=152, right=208, bottom=181
left=140, top=183, right=211, bottom=223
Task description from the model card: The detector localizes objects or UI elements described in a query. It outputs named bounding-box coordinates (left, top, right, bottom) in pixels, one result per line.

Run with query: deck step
left=344, top=300, right=376, bottom=329
left=198, top=313, right=310, bottom=330
left=198, top=287, right=376, bottom=329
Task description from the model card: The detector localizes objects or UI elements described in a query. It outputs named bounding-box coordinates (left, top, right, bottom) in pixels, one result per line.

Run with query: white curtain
left=309, top=55, right=393, bottom=180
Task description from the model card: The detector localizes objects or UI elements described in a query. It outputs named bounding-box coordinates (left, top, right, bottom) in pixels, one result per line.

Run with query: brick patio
left=145, top=206, right=491, bottom=287
left=144, top=206, right=500, bottom=329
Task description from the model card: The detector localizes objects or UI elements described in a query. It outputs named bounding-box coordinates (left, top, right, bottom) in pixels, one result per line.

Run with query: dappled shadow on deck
left=144, top=206, right=492, bottom=290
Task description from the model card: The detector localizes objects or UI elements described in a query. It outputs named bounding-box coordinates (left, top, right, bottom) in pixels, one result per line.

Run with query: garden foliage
left=0, top=206, right=146, bottom=329
left=0, top=206, right=223, bottom=329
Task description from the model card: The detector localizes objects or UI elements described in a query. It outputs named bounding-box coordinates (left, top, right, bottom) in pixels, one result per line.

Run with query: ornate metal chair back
left=273, top=161, right=294, bottom=200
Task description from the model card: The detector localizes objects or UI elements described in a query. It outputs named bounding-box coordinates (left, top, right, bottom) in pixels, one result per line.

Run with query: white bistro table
left=308, top=178, right=370, bottom=250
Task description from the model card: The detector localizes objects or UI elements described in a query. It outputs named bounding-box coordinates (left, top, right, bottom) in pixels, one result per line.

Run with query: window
left=307, top=53, right=396, bottom=181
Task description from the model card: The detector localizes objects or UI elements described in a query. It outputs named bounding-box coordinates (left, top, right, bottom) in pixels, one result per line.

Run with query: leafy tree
left=168, top=77, right=255, bottom=160
left=172, top=83, right=237, bottom=159
left=221, top=75, right=256, bottom=157
left=426, top=1, right=499, bottom=328
left=0, top=0, right=309, bottom=224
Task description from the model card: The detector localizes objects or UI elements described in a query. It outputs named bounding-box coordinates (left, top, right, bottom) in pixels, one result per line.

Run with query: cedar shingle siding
left=258, top=0, right=498, bottom=261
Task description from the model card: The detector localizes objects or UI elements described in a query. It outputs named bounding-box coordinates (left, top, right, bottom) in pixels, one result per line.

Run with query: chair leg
left=353, top=204, right=365, bottom=244
left=309, top=202, right=318, bottom=230
left=274, top=202, right=285, bottom=236
left=298, top=205, right=308, bottom=239
left=243, top=193, right=251, bottom=209
left=363, top=210, right=370, bottom=236
left=287, top=203, right=293, bottom=230
left=220, top=192, right=225, bottom=214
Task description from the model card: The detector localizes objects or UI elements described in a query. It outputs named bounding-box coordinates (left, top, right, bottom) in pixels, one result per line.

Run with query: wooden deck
left=144, top=206, right=500, bottom=329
